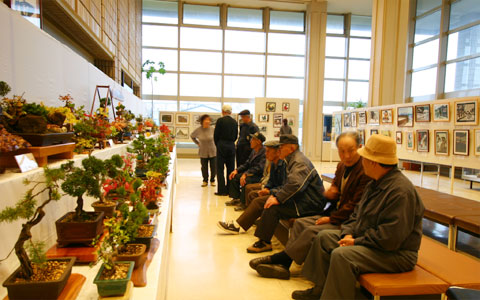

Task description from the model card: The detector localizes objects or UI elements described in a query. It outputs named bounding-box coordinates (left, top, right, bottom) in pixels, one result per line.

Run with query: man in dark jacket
left=236, top=110, right=259, bottom=168
left=247, top=134, right=327, bottom=253
left=292, top=134, right=425, bottom=300
left=249, top=131, right=371, bottom=279
left=227, top=132, right=266, bottom=207
left=214, top=105, right=238, bottom=196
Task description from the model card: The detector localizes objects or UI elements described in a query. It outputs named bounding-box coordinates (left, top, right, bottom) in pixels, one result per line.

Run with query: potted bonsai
left=127, top=135, right=157, bottom=178
left=1, top=166, right=76, bottom=300
left=140, top=171, right=164, bottom=214
left=72, top=115, right=97, bottom=154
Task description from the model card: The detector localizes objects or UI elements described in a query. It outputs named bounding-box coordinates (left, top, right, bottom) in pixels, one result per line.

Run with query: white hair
left=222, top=104, right=232, bottom=114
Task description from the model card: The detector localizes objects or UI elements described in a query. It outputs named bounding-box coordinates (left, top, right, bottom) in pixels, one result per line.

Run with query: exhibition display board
left=255, top=97, right=300, bottom=141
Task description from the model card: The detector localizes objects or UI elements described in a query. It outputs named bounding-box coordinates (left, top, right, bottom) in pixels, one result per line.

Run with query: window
left=183, top=4, right=220, bottom=26
left=407, top=0, right=480, bottom=100
left=269, top=11, right=305, bottom=32
left=227, top=7, right=263, bottom=29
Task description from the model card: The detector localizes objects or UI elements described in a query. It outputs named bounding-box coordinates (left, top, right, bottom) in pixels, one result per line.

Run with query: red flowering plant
left=140, top=171, right=164, bottom=211
left=102, top=153, right=139, bottom=204
left=159, top=125, right=175, bottom=151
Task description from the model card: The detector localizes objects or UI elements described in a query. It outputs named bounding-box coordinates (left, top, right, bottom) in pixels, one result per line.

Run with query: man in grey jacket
left=247, top=134, right=327, bottom=253
left=292, top=134, right=425, bottom=300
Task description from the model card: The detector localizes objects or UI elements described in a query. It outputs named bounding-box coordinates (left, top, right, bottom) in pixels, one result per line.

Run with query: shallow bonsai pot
left=2, top=257, right=76, bottom=300
left=55, top=211, right=104, bottom=247
left=17, top=132, right=74, bottom=147
left=92, top=201, right=116, bottom=218
left=135, top=167, right=147, bottom=178
left=115, top=244, right=147, bottom=269
left=94, top=261, right=134, bottom=297
left=133, top=224, right=157, bottom=249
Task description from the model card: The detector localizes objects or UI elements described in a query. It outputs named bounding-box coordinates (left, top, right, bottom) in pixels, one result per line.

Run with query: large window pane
left=347, top=81, right=369, bottom=103
left=142, top=48, right=178, bottom=71
left=267, top=56, right=305, bottom=77
left=183, top=4, right=219, bottom=26
left=143, top=25, right=178, bottom=48
left=179, top=101, right=221, bottom=112
left=143, top=0, right=178, bottom=24
left=224, top=102, right=255, bottom=114
left=351, top=16, right=372, bottom=37
left=180, top=74, right=221, bottom=97
left=142, top=73, right=178, bottom=96
left=143, top=100, right=178, bottom=122
left=324, top=59, right=346, bottom=79
left=325, top=37, right=346, bottom=57
left=225, top=30, right=266, bottom=52
left=411, top=67, right=437, bottom=97
left=180, top=28, right=222, bottom=50
left=445, top=57, right=480, bottom=92
left=180, top=51, right=222, bottom=73
left=225, top=53, right=265, bottom=75
left=416, top=0, right=442, bottom=16
left=269, top=11, right=305, bottom=32
left=447, top=24, right=480, bottom=60
left=414, top=10, right=441, bottom=43
left=323, top=80, right=344, bottom=102
left=449, top=0, right=480, bottom=31
left=227, top=7, right=263, bottom=29
left=327, top=15, right=344, bottom=34
left=224, top=76, right=264, bottom=98
left=412, top=39, right=439, bottom=69
left=268, top=33, right=306, bottom=55
left=348, top=60, right=370, bottom=80
left=266, top=78, right=304, bottom=99
left=349, top=38, right=371, bottom=59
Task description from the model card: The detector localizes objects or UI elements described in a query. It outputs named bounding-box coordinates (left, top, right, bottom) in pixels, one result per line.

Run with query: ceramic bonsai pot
left=92, top=201, right=116, bottom=218
left=115, top=244, right=147, bottom=269
left=94, top=261, right=135, bottom=297
left=2, top=257, right=76, bottom=300
left=133, top=224, right=157, bottom=249
left=55, top=211, right=104, bottom=247
left=17, top=132, right=74, bottom=147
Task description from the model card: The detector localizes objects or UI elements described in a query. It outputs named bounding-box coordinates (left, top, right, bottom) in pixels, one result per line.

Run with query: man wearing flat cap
left=236, top=110, right=259, bottom=168
left=292, top=134, right=425, bottom=300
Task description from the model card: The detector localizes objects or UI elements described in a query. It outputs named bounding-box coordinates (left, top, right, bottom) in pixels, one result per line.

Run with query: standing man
left=214, top=105, right=238, bottom=196
left=236, top=110, right=259, bottom=168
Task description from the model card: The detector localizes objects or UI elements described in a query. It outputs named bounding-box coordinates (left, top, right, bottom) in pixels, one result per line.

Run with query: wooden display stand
left=0, top=143, right=75, bottom=168
left=46, top=232, right=107, bottom=263
left=99, top=281, right=134, bottom=300
left=131, top=238, right=160, bottom=287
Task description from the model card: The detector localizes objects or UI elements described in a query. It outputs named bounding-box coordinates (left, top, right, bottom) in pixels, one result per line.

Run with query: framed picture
left=287, top=116, right=295, bottom=126
left=273, top=113, right=283, bottom=128
left=160, top=112, right=174, bottom=124
left=266, top=102, right=276, bottom=112
left=397, top=106, right=414, bottom=127
left=357, top=129, right=365, bottom=145
left=344, top=113, right=351, bottom=127
left=406, top=131, right=415, bottom=150
left=455, top=100, right=478, bottom=125
left=258, top=114, right=269, bottom=122
left=351, top=112, right=357, bottom=127
left=475, top=129, right=480, bottom=156
left=417, top=130, right=429, bottom=152
left=381, top=130, right=392, bottom=137
left=274, top=130, right=281, bottom=138
left=453, top=130, right=469, bottom=156
left=370, top=129, right=379, bottom=136
left=358, top=111, right=367, bottom=125
left=176, top=113, right=189, bottom=125
left=396, top=131, right=402, bottom=144
left=282, top=102, right=290, bottom=112
left=259, top=126, right=267, bottom=133
left=433, top=103, right=449, bottom=122
left=193, top=114, right=201, bottom=126
left=415, top=104, right=431, bottom=122
left=333, top=114, right=342, bottom=141
left=368, top=110, right=380, bottom=125
left=175, top=127, right=189, bottom=140
left=434, top=130, right=449, bottom=156
left=6, top=0, right=43, bottom=28
left=381, top=109, right=393, bottom=124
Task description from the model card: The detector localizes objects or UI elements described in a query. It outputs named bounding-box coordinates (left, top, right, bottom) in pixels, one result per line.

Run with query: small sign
left=15, top=153, right=39, bottom=173
left=108, top=139, right=115, bottom=147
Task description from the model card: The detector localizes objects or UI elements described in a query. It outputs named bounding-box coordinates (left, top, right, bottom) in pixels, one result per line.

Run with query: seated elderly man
left=247, top=134, right=327, bottom=253
left=226, top=132, right=266, bottom=207
left=292, top=134, right=425, bottom=300
left=250, top=131, right=371, bottom=279
left=218, top=140, right=286, bottom=234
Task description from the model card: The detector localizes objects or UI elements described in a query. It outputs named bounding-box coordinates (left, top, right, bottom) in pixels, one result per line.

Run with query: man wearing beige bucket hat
left=292, top=134, right=425, bottom=300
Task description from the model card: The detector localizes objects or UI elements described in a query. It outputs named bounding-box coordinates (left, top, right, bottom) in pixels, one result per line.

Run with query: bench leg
left=374, top=296, right=380, bottom=300
left=448, top=224, right=458, bottom=251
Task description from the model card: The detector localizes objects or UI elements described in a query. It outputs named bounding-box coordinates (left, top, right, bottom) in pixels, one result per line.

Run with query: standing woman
left=191, top=114, right=217, bottom=187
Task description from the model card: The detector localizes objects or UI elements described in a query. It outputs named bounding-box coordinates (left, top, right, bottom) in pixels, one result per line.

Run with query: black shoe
left=249, top=256, right=272, bottom=270
left=292, top=286, right=322, bottom=300
left=217, top=221, right=240, bottom=234
left=215, top=192, right=228, bottom=196
left=225, top=199, right=240, bottom=206
left=234, top=204, right=246, bottom=211
left=256, top=264, right=290, bottom=280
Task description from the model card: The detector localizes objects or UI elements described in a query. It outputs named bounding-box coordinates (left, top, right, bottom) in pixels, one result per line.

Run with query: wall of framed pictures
left=332, top=97, right=480, bottom=169
left=255, top=97, right=300, bottom=141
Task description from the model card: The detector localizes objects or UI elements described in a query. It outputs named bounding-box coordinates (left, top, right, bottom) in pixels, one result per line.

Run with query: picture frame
left=357, top=129, right=365, bottom=145
left=5, top=0, right=43, bottom=29
left=370, top=129, right=379, bottom=136
left=415, top=104, right=431, bottom=122
left=274, top=130, right=281, bottom=138
left=475, top=129, right=480, bottom=156
left=193, top=114, right=201, bottom=126
left=258, top=114, right=269, bottom=122
left=434, top=130, right=449, bottom=156
left=176, top=113, right=190, bottom=125
left=433, top=103, right=449, bottom=122
left=453, top=129, right=469, bottom=156
left=266, top=102, right=276, bottom=112
left=406, top=131, right=415, bottom=150
left=397, top=106, right=414, bottom=127
left=287, top=116, right=295, bottom=126
left=455, top=100, right=478, bottom=125
left=282, top=102, right=290, bottom=112
left=358, top=111, right=367, bottom=125
left=259, top=126, right=267, bottom=133
left=417, top=129, right=429, bottom=152
left=351, top=112, right=357, bottom=127
left=368, top=110, right=380, bottom=125
left=380, top=109, right=393, bottom=124
left=273, top=113, right=283, bottom=128
left=175, top=127, right=190, bottom=140
left=333, top=114, right=342, bottom=141
left=160, top=112, right=174, bottom=125
left=396, top=131, right=402, bottom=144
left=381, top=130, right=392, bottom=137
left=344, top=113, right=351, bottom=127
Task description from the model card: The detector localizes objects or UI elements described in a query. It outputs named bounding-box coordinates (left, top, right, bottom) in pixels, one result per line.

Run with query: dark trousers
left=200, top=157, right=217, bottom=182
left=245, top=183, right=263, bottom=206
left=228, top=173, right=261, bottom=202
left=236, top=143, right=252, bottom=168
left=216, top=142, right=236, bottom=194
left=236, top=195, right=269, bottom=231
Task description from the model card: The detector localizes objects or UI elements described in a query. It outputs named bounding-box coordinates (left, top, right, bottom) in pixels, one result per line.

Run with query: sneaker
left=234, top=204, right=246, bottom=211
left=256, top=264, right=290, bottom=280
left=217, top=221, right=240, bottom=235
left=291, top=286, right=323, bottom=300
left=210, top=181, right=216, bottom=186
left=201, top=182, right=208, bottom=187
left=247, top=240, right=272, bottom=253
left=225, top=199, right=240, bottom=206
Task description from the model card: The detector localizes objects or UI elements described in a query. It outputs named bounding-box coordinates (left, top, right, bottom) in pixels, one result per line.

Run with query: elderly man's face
left=279, top=144, right=296, bottom=159
left=361, top=157, right=375, bottom=178
left=337, top=136, right=360, bottom=167
left=265, top=147, right=280, bottom=161
left=241, top=115, right=251, bottom=124
left=250, top=137, right=260, bottom=149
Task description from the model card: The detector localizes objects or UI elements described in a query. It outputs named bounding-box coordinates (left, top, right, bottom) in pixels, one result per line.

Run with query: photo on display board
left=406, top=131, right=415, bottom=150
left=474, top=129, right=480, bottom=156
left=433, top=103, right=450, bottom=122
left=282, top=102, right=290, bottom=112
left=381, top=130, right=392, bottom=137
left=334, top=114, right=342, bottom=138
left=176, top=113, right=189, bottom=125
left=434, top=130, right=449, bottom=156
left=417, top=130, right=429, bottom=152
left=455, top=100, right=478, bottom=125
left=287, top=116, right=294, bottom=126
left=358, top=111, right=367, bottom=125
left=160, top=112, right=174, bottom=124
left=415, top=104, right=431, bottom=122
left=453, top=130, right=469, bottom=156
left=368, top=110, right=380, bottom=125
left=175, top=127, right=189, bottom=140
left=351, top=112, right=357, bottom=127
left=397, top=106, right=414, bottom=127
left=273, top=114, right=283, bottom=128
left=266, top=102, right=276, bottom=112
left=274, top=130, right=281, bottom=137
left=193, top=114, right=201, bottom=126
left=380, top=109, right=393, bottom=124
left=344, top=113, right=351, bottom=127
left=259, top=126, right=267, bottom=133
left=370, top=129, right=379, bottom=136
left=258, top=114, right=269, bottom=122
left=357, top=129, right=365, bottom=145
left=396, top=131, right=402, bottom=144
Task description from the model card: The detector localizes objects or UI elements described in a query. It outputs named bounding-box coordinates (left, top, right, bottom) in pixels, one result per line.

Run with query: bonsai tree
left=141, top=171, right=164, bottom=210
left=73, top=116, right=98, bottom=153
left=142, top=60, right=166, bottom=118
left=0, top=81, right=12, bottom=98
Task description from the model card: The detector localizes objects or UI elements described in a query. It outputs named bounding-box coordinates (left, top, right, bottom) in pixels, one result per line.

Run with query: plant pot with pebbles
left=55, top=211, right=104, bottom=247
left=92, top=201, right=117, bottom=218
left=93, top=261, right=134, bottom=297
left=115, top=244, right=147, bottom=269
left=133, top=224, right=157, bottom=249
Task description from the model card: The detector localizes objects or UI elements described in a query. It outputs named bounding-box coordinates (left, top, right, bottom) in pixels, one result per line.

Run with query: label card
left=15, top=153, right=39, bottom=173
left=108, top=139, right=115, bottom=147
